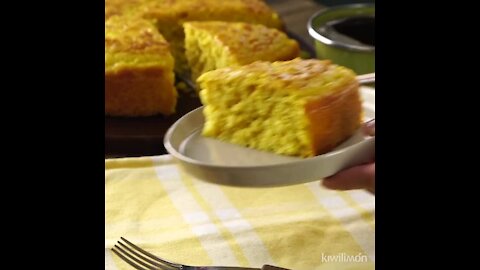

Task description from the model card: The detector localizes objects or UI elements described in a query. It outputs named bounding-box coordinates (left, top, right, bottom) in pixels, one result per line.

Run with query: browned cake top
left=105, top=16, right=172, bottom=71
left=105, top=0, right=147, bottom=19
left=199, top=58, right=357, bottom=93
left=184, top=21, right=298, bottom=64
left=136, top=0, right=283, bottom=29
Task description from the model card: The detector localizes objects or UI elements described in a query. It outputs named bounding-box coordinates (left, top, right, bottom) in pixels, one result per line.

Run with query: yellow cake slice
left=105, top=0, right=147, bottom=19
left=105, top=16, right=177, bottom=116
left=184, top=21, right=300, bottom=83
left=132, top=0, right=284, bottom=73
left=197, top=58, right=363, bottom=157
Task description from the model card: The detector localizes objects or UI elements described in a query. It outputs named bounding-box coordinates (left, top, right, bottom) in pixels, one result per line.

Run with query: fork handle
left=262, top=265, right=291, bottom=270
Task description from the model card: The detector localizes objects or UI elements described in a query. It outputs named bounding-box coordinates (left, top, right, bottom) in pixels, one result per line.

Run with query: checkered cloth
left=105, top=155, right=375, bottom=270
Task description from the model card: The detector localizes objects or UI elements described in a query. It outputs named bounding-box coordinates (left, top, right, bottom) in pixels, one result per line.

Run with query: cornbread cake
left=105, top=0, right=147, bottom=19
left=184, top=21, right=300, bottom=83
left=132, top=0, right=284, bottom=73
left=105, top=16, right=177, bottom=116
left=105, top=0, right=131, bottom=19
left=197, top=58, right=362, bottom=157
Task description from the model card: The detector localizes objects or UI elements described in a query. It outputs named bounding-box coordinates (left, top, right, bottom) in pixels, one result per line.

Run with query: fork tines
left=111, top=237, right=181, bottom=270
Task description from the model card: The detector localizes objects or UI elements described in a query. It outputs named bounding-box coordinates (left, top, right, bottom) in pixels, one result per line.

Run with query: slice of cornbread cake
left=105, top=16, right=177, bottom=116
left=105, top=0, right=145, bottom=19
left=134, top=0, right=284, bottom=73
left=184, top=21, right=300, bottom=83
left=197, top=58, right=362, bottom=157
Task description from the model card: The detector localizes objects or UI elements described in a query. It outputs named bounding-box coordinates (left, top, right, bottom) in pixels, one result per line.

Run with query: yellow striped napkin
left=105, top=155, right=375, bottom=270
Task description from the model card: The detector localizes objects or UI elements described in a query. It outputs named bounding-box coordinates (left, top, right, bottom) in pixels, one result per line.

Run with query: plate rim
left=164, top=87, right=375, bottom=169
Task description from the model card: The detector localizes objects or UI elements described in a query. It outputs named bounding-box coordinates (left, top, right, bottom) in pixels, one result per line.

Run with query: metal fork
left=111, top=237, right=290, bottom=270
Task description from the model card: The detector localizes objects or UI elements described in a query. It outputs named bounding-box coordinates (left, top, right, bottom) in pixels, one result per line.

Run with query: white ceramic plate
left=164, top=87, right=375, bottom=187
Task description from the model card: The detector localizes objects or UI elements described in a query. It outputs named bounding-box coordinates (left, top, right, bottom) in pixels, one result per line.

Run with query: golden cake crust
left=105, top=16, right=177, bottom=116
left=105, top=0, right=147, bottom=19
left=305, top=82, right=362, bottom=155
left=187, top=21, right=296, bottom=63
left=197, top=58, right=362, bottom=157
left=105, top=0, right=284, bottom=74
left=136, top=0, right=283, bottom=29
left=105, top=16, right=172, bottom=68
left=184, top=21, right=299, bottom=81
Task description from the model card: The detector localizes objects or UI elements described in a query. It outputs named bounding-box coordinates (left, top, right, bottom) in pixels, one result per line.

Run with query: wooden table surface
left=105, top=0, right=326, bottom=159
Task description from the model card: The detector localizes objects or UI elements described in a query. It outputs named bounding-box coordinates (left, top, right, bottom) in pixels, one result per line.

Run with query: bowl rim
left=307, top=3, right=375, bottom=52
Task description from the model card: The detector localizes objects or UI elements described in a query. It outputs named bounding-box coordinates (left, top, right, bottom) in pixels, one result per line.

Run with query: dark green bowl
left=308, top=4, right=375, bottom=75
